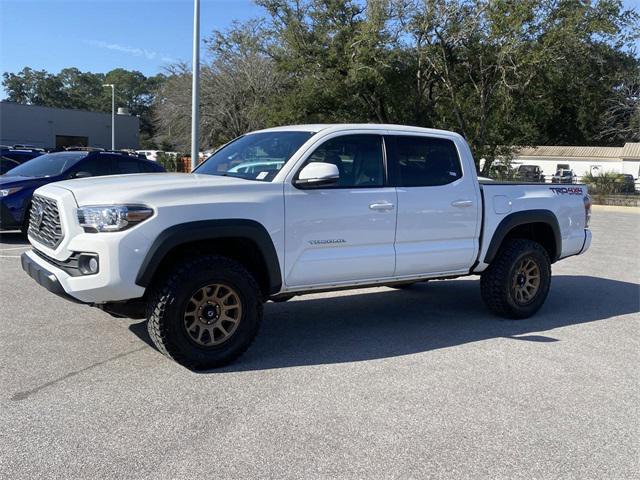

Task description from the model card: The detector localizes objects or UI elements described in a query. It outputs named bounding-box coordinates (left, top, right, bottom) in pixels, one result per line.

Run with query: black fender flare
left=135, top=219, right=282, bottom=294
left=483, top=209, right=561, bottom=264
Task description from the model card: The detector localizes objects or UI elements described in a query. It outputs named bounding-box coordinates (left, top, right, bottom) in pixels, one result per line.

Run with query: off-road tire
left=480, top=239, right=551, bottom=319
left=146, top=255, right=262, bottom=370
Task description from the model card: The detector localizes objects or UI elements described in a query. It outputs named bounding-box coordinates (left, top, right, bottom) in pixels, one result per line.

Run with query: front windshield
left=194, top=131, right=314, bottom=181
left=3, top=152, right=88, bottom=178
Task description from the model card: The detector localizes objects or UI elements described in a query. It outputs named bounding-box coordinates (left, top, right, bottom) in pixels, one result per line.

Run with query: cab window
left=300, top=134, right=385, bottom=188
left=394, top=136, right=462, bottom=187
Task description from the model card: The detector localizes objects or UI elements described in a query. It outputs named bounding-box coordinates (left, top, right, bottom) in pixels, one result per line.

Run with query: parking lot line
left=0, top=246, right=30, bottom=251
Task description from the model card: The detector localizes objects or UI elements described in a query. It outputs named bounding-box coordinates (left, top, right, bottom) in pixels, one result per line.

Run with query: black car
left=0, top=150, right=165, bottom=232
left=617, top=174, right=636, bottom=194
left=516, top=165, right=544, bottom=182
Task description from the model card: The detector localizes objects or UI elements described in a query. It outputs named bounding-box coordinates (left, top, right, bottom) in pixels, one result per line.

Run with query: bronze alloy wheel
left=183, top=283, right=243, bottom=346
left=511, top=257, right=541, bottom=305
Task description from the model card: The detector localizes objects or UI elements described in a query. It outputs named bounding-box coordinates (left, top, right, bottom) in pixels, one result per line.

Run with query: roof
left=252, top=123, right=463, bottom=138
left=252, top=124, right=337, bottom=133
left=516, top=143, right=640, bottom=160
left=0, top=101, right=137, bottom=118
left=621, top=143, right=640, bottom=158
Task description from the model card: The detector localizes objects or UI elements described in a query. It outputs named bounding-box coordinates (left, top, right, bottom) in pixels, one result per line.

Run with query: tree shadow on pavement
left=129, top=275, right=639, bottom=372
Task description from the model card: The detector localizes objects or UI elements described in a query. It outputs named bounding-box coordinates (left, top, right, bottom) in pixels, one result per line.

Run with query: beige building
left=511, top=143, right=640, bottom=180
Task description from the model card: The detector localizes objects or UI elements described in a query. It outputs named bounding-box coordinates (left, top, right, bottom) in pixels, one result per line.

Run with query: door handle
left=369, top=202, right=395, bottom=211
left=451, top=200, right=474, bottom=208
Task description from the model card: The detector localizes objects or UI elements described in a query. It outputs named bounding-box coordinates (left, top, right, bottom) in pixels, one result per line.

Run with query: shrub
left=156, top=152, right=180, bottom=172
left=582, top=171, right=627, bottom=195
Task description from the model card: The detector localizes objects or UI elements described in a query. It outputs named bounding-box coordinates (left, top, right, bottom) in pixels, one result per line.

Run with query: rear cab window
left=392, top=136, right=463, bottom=187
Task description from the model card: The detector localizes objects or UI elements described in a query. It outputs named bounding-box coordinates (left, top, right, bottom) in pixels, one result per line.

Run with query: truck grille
left=28, top=195, right=64, bottom=249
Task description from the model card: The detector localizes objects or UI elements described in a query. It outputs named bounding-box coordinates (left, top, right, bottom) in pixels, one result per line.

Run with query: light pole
left=191, top=0, right=200, bottom=170
left=102, top=84, right=115, bottom=150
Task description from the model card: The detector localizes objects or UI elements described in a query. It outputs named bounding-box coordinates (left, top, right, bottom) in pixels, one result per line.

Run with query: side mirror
left=71, top=171, right=92, bottom=179
left=295, top=162, right=339, bottom=188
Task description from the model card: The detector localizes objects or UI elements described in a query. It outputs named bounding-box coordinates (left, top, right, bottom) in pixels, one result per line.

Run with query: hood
left=49, top=172, right=259, bottom=205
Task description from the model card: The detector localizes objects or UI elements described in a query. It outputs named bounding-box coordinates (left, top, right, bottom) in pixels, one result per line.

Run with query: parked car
left=65, top=147, right=104, bottom=152
left=21, top=124, right=592, bottom=370
left=11, top=144, right=45, bottom=151
left=0, top=156, right=20, bottom=175
left=516, top=165, right=544, bottom=182
left=0, top=150, right=165, bottom=233
left=0, top=147, right=43, bottom=165
left=487, top=164, right=516, bottom=181
left=616, top=174, right=636, bottom=194
left=551, top=169, right=576, bottom=184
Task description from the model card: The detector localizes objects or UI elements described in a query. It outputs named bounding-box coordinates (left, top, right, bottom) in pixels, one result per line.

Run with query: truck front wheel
left=480, top=239, right=551, bottom=319
left=146, top=255, right=263, bottom=370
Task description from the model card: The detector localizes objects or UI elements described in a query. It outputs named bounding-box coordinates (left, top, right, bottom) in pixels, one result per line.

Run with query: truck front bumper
left=21, top=252, right=85, bottom=303
left=21, top=243, right=147, bottom=304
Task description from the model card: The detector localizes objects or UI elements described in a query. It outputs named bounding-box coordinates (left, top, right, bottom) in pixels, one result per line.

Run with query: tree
left=151, top=0, right=638, bottom=159
left=152, top=63, right=193, bottom=151
left=598, top=76, right=640, bottom=142
left=154, top=21, right=284, bottom=150
left=2, top=67, right=67, bottom=107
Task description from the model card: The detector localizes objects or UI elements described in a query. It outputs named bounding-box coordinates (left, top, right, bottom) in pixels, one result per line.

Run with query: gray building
left=0, top=102, right=139, bottom=150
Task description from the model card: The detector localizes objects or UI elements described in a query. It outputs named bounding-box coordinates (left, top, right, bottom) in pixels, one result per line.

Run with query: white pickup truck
left=21, top=124, right=592, bottom=369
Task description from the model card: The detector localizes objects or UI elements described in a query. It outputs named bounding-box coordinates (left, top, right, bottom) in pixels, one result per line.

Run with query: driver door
left=283, top=134, right=397, bottom=288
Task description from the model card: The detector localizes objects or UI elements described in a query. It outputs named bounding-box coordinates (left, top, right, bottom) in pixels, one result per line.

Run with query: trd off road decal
left=550, top=187, right=583, bottom=195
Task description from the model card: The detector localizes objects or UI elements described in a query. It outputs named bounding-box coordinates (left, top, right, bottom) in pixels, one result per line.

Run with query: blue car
left=0, top=147, right=44, bottom=165
left=0, top=150, right=165, bottom=233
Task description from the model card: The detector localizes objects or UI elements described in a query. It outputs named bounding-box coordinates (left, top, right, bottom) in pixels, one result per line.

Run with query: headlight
left=77, top=205, right=154, bottom=232
left=0, top=187, right=23, bottom=197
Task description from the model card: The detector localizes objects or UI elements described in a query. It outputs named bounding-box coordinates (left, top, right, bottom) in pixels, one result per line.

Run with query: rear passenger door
left=390, top=134, right=480, bottom=276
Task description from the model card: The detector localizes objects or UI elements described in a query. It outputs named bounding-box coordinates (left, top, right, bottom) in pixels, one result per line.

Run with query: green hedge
left=582, top=171, right=635, bottom=195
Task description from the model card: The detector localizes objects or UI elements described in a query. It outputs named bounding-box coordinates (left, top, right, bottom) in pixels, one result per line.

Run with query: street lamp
left=191, top=0, right=200, bottom=170
left=102, top=84, right=115, bottom=150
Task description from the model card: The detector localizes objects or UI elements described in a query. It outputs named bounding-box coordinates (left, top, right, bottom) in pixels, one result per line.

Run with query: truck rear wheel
left=146, top=255, right=262, bottom=370
left=480, top=239, right=551, bottom=319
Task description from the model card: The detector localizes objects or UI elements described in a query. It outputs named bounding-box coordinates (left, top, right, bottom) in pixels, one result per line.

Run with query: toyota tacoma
left=21, top=124, right=592, bottom=369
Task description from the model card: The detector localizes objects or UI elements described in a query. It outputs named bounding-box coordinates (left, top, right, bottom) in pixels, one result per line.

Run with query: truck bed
left=474, top=181, right=589, bottom=272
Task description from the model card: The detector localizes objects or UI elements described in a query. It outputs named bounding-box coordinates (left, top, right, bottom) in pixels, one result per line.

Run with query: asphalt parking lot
left=0, top=205, right=638, bottom=479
